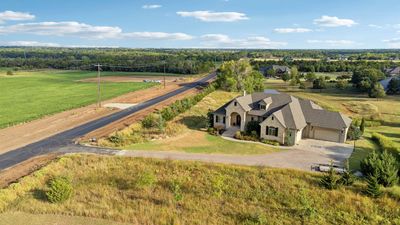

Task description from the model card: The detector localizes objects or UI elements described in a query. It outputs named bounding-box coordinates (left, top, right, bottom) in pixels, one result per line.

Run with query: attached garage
left=312, top=127, right=340, bottom=143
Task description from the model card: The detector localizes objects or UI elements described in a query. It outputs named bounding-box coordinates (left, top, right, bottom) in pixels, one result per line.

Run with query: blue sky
left=1, top=0, right=400, bottom=49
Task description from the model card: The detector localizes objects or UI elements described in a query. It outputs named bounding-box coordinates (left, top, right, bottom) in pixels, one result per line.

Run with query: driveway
left=105, top=139, right=353, bottom=171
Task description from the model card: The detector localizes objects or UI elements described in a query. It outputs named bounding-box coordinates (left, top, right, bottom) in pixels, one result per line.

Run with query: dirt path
left=0, top=78, right=193, bottom=154
left=0, top=153, right=59, bottom=188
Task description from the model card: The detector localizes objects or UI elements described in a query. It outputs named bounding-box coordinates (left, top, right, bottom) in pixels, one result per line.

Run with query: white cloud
left=201, top=34, right=287, bottom=48
left=313, top=15, right=357, bottom=27
left=123, top=32, right=193, bottom=40
left=142, top=5, right=162, bottom=9
left=0, top=21, right=193, bottom=41
left=383, top=38, right=400, bottom=48
left=274, top=28, right=312, bottom=33
left=307, top=39, right=356, bottom=46
left=368, top=24, right=383, bottom=29
left=0, top=10, right=35, bottom=23
left=0, top=21, right=122, bottom=39
left=1, top=40, right=60, bottom=47
left=177, top=11, right=248, bottom=22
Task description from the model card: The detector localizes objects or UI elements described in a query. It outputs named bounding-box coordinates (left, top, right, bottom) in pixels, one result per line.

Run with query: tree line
left=251, top=59, right=400, bottom=73
left=0, top=47, right=246, bottom=74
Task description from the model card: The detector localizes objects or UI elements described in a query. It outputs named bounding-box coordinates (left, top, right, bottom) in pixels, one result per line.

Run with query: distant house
left=384, top=67, right=400, bottom=77
left=213, top=91, right=351, bottom=146
left=260, top=65, right=291, bottom=78
left=380, top=76, right=400, bottom=92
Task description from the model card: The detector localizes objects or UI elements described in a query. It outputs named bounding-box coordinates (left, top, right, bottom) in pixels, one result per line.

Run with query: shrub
left=6, top=70, right=13, bottom=76
left=170, top=179, right=183, bottom=202
left=135, top=170, right=157, bottom=189
left=245, top=121, right=260, bottom=136
left=142, top=113, right=165, bottom=131
left=320, top=163, right=340, bottom=190
left=347, top=124, right=362, bottom=141
left=46, top=176, right=73, bottom=203
left=299, top=82, right=306, bottom=89
left=371, top=133, right=400, bottom=158
left=365, top=175, right=382, bottom=198
left=335, top=80, right=347, bottom=89
left=261, top=139, right=280, bottom=146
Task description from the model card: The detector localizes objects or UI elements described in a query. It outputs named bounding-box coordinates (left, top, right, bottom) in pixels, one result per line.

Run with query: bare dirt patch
left=0, top=154, right=59, bottom=188
left=79, top=75, right=185, bottom=83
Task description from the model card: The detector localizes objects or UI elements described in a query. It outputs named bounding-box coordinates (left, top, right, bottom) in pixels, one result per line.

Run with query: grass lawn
left=0, top=155, right=398, bottom=225
left=0, top=69, right=171, bottom=128
left=265, top=79, right=400, bottom=170
left=124, top=91, right=280, bottom=154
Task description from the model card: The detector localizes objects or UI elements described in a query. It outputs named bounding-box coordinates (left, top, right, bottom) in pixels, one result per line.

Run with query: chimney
left=243, top=90, right=246, bottom=96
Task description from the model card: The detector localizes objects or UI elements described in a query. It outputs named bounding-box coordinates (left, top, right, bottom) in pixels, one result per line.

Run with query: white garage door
left=313, top=127, right=340, bottom=142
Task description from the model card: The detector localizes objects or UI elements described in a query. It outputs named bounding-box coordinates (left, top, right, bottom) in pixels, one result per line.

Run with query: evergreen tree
left=340, top=160, right=355, bottom=186
left=378, top=151, right=399, bottom=187
left=320, top=163, right=340, bottom=189
left=360, top=118, right=365, bottom=134
left=365, top=175, right=382, bottom=198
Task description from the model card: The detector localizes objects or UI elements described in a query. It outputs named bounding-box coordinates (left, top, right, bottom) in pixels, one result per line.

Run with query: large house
left=260, top=65, right=291, bottom=78
left=213, top=91, right=352, bottom=146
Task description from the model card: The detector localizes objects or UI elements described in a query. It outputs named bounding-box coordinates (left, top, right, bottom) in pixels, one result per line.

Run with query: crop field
left=0, top=69, right=185, bottom=128
left=0, top=155, right=398, bottom=225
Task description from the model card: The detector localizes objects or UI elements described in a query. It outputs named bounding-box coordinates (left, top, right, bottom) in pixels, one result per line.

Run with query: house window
left=271, top=116, right=274, bottom=121
left=223, top=116, right=226, bottom=124
left=215, top=115, right=219, bottom=123
left=259, top=104, right=266, bottom=110
left=251, top=117, right=254, bottom=121
left=266, top=126, right=278, bottom=137
left=234, top=102, right=237, bottom=106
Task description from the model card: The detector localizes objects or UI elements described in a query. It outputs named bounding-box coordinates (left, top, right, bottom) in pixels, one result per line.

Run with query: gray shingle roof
left=299, top=99, right=351, bottom=130
left=213, top=92, right=351, bottom=130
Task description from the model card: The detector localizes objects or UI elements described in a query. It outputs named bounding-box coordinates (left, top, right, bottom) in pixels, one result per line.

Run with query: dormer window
left=259, top=104, right=266, bottom=110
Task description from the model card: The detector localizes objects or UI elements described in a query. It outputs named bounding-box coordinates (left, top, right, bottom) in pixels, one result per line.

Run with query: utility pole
left=163, top=61, right=166, bottom=89
left=95, top=64, right=102, bottom=108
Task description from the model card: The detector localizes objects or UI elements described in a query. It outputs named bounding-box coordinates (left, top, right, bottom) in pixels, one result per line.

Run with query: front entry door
left=236, top=115, right=241, bottom=126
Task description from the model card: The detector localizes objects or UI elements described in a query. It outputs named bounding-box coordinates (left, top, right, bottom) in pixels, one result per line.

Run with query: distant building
left=384, top=67, right=400, bottom=77
left=380, top=76, right=400, bottom=91
left=260, top=65, right=291, bottom=78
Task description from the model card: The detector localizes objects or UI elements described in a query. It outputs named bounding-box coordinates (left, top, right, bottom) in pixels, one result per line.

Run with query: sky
left=1, top=0, right=400, bottom=49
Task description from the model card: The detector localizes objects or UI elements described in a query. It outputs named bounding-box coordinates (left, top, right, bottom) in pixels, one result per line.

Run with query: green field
left=0, top=155, right=398, bottom=225
left=0, top=69, right=172, bottom=128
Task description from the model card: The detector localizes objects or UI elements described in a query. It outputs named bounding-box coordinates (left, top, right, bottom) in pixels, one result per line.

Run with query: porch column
left=240, top=112, right=246, bottom=131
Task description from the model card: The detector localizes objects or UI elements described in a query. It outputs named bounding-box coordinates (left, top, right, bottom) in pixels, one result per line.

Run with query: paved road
left=0, top=73, right=216, bottom=170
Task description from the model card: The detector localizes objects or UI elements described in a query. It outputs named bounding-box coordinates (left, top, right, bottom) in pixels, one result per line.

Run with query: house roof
left=299, top=99, right=352, bottom=130
left=213, top=92, right=351, bottom=130
left=384, top=67, right=400, bottom=75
